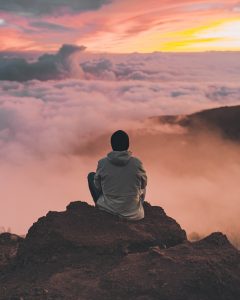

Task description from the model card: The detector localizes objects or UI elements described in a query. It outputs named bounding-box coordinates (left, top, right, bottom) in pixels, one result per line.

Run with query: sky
left=0, top=0, right=240, bottom=52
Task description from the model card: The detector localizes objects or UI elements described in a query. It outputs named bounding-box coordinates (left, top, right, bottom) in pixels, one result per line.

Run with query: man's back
left=94, top=150, right=147, bottom=220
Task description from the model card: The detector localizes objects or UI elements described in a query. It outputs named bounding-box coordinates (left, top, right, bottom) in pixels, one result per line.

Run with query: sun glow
left=197, top=20, right=240, bottom=39
left=161, top=19, right=240, bottom=51
left=80, top=18, right=240, bottom=53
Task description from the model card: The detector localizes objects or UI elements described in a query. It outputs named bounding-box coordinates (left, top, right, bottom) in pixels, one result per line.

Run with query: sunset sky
left=0, top=0, right=240, bottom=52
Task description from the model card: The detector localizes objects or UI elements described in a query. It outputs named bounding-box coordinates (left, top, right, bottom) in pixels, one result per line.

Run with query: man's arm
left=94, top=161, right=102, bottom=191
left=136, top=159, right=147, bottom=189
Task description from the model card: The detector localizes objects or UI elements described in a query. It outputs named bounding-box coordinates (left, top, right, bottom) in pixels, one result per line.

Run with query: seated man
left=88, top=130, right=147, bottom=220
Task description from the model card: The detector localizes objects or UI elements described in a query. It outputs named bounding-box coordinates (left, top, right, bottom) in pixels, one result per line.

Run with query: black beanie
left=111, top=130, right=129, bottom=151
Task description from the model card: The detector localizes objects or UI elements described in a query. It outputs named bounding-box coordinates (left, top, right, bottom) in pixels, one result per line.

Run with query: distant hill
left=154, top=105, right=240, bottom=141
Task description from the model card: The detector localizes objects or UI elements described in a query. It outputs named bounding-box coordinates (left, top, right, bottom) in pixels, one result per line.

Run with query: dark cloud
left=0, top=44, right=85, bottom=81
left=81, top=59, right=113, bottom=75
left=81, top=59, right=116, bottom=80
left=1, top=46, right=240, bottom=86
left=29, top=21, right=74, bottom=32
left=0, top=0, right=111, bottom=16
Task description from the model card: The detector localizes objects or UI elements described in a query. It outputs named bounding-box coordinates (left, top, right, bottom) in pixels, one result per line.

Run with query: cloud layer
left=1, top=45, right=240, bottom=83
left=0, top=50, right=240, bottom=245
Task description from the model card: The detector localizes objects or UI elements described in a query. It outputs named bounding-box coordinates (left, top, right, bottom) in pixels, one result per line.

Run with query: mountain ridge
left=153, top=105, right=240, bottom=141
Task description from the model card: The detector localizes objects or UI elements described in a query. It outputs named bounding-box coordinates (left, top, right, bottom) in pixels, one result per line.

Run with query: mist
left=1, top=119, right=240, bottom=248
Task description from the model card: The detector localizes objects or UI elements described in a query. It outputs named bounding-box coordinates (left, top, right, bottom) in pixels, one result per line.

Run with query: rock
left=0, top=201, right=240, bottom=300
left=193, top=232, right=232, bottom=247
left=0, top=233, right=23, bottom=268
left=98, top=232, right=240, bottom=300
left=16, top=201, right=186, bottom=264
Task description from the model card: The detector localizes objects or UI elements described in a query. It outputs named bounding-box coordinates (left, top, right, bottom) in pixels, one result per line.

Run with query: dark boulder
left=17, top=201, right=187, bottom=264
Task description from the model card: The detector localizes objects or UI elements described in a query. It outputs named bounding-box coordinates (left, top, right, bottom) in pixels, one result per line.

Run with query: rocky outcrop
left=17, top=201, right=186, bottom=263
left=0, top=233, right=23, bottom=268
left=0, top=201, right=240, bottom=300
left=97, top=232, right=240, bottom=300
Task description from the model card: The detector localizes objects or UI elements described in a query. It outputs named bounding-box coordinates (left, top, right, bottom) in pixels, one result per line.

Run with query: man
left=88, top=130, right=147, bottom=220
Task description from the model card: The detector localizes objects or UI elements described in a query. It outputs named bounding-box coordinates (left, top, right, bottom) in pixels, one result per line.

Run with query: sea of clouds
left=0, top=45, right=240, bottom=246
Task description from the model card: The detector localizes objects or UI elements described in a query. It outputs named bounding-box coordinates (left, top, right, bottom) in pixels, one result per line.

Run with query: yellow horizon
left=75, top=17, right=240, bottom=53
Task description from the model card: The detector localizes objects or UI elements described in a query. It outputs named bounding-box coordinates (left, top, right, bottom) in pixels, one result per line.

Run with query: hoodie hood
left=107, top=150, right=132, bottom=166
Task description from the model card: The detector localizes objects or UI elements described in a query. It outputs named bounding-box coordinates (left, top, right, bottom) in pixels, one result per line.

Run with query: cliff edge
left=0, top=201, right=239, bottom=300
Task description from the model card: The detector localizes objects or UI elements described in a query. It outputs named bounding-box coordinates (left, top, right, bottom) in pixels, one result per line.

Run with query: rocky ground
left=0, top=201, right=240, bottom=300
left=0, top=233, right=24, bottom=268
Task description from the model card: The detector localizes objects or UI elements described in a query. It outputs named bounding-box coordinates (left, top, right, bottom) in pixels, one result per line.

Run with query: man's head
left=111, top=130, right=129, bottom=151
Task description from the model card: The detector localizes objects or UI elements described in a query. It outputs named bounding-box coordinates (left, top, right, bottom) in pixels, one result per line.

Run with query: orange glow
left=76, top=19, right=240, bottom=53
left=0, top=31, right=35, bottom=51
left=0, top=1, right=240, bottom=52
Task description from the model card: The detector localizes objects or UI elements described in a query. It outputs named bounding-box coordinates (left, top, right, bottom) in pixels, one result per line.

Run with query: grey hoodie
left=94, top=150, right=147, bottom=220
